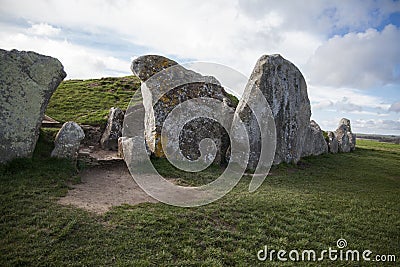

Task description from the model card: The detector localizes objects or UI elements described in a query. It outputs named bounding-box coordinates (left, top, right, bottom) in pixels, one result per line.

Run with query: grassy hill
left=46, top=76, right=141, bottom=126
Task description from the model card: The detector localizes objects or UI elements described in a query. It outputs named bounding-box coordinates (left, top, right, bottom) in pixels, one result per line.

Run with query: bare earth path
left=58, top=162, right=158, bottom=214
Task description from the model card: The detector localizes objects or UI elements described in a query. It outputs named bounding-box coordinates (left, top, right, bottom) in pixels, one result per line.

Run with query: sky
left=0, top=0, right=399, bottom=135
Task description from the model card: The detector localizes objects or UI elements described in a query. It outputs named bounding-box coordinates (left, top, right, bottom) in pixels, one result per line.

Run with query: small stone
left=335, top=118, right=356, bottom=152
left=100, top=107, right=125, bottom=151
left=51, top=122, right=85, bottom=159
left=327, top=131, right=338, bottom=153
left=301, top=120, right=328, bottom=157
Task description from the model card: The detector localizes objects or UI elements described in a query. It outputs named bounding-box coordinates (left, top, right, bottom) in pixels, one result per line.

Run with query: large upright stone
left=0, top=49, right=66, bottom=163
left=130, top=55, right=235, bottom=164
left=51, top=122, right=85, bottom=159
left=301, top=120, right=328, bottom=157
left=236, top=54, right=311, bottom=167
left=100, top=107, right=124, bottom=151
left=335, top=118, right=356, bottom=152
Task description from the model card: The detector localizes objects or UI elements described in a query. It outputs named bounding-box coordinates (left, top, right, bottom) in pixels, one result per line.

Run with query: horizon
left=1, top=0, right=399, bottom=135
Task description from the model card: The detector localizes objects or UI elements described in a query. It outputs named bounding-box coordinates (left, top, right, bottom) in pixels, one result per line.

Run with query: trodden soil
left=58, top=162, right=158, bottom=214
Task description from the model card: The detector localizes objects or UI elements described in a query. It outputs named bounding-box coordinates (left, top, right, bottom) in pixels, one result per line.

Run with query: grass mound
left=46, top=76, right=141, bottom=126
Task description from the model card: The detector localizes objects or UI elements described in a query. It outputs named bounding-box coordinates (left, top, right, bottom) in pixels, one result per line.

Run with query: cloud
left=305, top=24, right=400, bottom=89
left=389, top=101, right=400, bottom=113
left=309, top=85, right=390, bottom=111
left=27, top=22, right=60, bottom=36
left=238, top=0, right=400, bottom=34
left=0, top=29, right=130, bottom=79
left=353, top=118, right=400, bottom=133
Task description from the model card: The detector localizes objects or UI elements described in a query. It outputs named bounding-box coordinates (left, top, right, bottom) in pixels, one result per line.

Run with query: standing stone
left=301, top=120, right=328, bottom=157
left=130, top=55, right=236, bottom=165
left=51, top=122, right=85, bottom=159
left=100, top=107, right=124, bottom=151
left=335, top=118, right=356, bottom=152
left=236, top=54, right=311, bottom=167
left=327, top=131, right=338, bottom=153
left=0, top=49, right=66, bottom=163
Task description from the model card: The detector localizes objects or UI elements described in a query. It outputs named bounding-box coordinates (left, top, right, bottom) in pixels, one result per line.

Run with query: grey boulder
left=51, top=122, right=85, bottom=159
left=301, top=120, right=328, bottom=157
left=327, top=131, right=339, bottom=153
left=0, top=49, right=66, bottom=163
left=335, top=118, right=356, bottom=152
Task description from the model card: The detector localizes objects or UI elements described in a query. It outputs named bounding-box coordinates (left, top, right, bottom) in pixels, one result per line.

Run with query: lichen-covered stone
left=100, top=107, right=124, bottom=151
left=51, top=122, right=85, bottom=159
left=327, top=131, right=339, bottom=153
left=236, top=54, right=311, bottom=167
left=0, top=49, right=66, bottom=163
left=130, top=55, right=235, bottom=164
left=335, top=118, right=356, bottom=152
left=131, top=55, right=178, bottom=82
left=301, top=120, right=328, bottom=157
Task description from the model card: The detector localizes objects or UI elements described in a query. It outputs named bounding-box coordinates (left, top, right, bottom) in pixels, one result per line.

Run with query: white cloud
left=306, top=24, right=400, bottom=89
left=0, top=30, right=130, bottom=79
left=353, top=118, right=400, bottom=134
left=309, top=85, right=390, bottom=111
left=238, top=0, right=400, bottom=34
left=27, top=22, right=60, bottom=36
left=0, top=0, right=330, bottom=75
left=389, top=101, right=400, bottom=113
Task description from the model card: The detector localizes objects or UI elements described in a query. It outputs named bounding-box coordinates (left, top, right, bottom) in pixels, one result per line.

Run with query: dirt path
left=58, top=162, right=158, bottom=214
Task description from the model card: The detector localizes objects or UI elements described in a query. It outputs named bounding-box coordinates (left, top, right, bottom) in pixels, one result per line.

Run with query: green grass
left=46, top=76, right=141, bottom=126
left=1, top=136, right=399, bottom=266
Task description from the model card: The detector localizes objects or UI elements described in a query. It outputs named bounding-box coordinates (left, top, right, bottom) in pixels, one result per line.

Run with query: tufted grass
left=0, top=138, right=399, bottom=266
left=46, top=76, right=141, bottom=127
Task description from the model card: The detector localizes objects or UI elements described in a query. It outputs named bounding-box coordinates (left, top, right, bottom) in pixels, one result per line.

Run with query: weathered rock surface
left=51, top=122, right=85, bottom=159
left=0, top=49, right=66, bottom=163
left=327, top=131, right=338, bottom=153
left=100, top=107, right=124, bottom=151
left=236, top=54, right=311, bottom=167
left=301, top=120, right=328, bottom=157
left=335, top=118, right=356, bottom=152
left=130, top=55, right=235, bottom=165
left=131, top=55, right=178, bottom=82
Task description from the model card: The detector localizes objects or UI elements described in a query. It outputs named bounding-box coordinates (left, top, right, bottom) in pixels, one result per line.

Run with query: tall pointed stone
left=236, top=54, right=311, bottom=167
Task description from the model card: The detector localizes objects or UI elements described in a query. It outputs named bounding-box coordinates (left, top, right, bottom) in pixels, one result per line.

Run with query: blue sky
left=0, top=0, right=399, bottom=135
